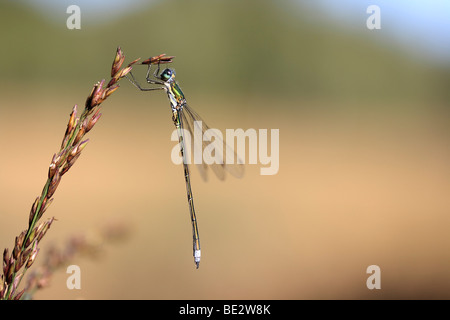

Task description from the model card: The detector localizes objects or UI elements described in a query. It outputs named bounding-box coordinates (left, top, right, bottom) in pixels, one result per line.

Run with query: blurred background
left=0, top=0, right=449, bottom=299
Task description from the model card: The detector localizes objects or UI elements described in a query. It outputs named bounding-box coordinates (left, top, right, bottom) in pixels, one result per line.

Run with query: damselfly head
left=160, top=68, right=176, bottom=82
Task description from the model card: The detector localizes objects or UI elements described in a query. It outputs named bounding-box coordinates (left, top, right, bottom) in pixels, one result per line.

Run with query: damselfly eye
left=161, top=68, right=175, bottom=81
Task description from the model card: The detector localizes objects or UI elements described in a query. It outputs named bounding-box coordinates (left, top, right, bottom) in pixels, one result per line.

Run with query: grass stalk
left=0, top=47, right=139, bottom=300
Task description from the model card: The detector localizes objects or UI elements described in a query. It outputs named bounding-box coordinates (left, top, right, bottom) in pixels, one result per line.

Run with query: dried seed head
left=111, top=46, right=125, bottom=77
left=51, top=153, right=60, bottom=166
left=86, top=80, right=105, bottom=110
left=91, top=85, right=106, bottom=108
left=12, top=232, right=26, bottom=260
left=109, top=54, right=140, bottom=87
left=67, top=140, right=89, bottom=165
left=50, top=152, right=64, bottom=172
left=29, top=221, right=48, bottom=247
left=6, top=257, right=15, bottom=283
left=25, top=224, right=41, bottom=248
left=26, top=242, right=39, bottom=269
left=37, top=198, right=53, bottom=222
left=61, top=152, right=81, bottom=176
left=118, top=66, right=133, bottom=78
left=67, top=105, right=77, bottom=133
left=25, top=230, right=35, bottom=248
left=62, top=106, right=78, bottom=148
left=86, top=108, right=102, bottom=133
left=108, top=66, right=132, bottom=87
left=72, top=118, right=87, bottom=146
left=0, top=276, right=4, bottom=297
left=141, top=54, right=175, bottom=65
left=40, top=197, right=48, bottom=213
left=3, top=248, right=9, bottom=273
left=36, top=218, right=55, bottom=243
left=14, top=253, right=25, bottom=272
left=127, top=57, right=141, bottom=68
left=28, top=197, right=40, bottom=226
left=14, top=231, right=26, bottom=252
left=12, top=247, right=20, bottom=262
left=76, top=139, right=89, bottom=154
left=48, top=162, right=57, bottom=180
left=13, top=289, right=25, bottom=300
left=107, top=77, right=117, bottom=88
left=22, top=246, right=32, bottom=261
left=103, top=84, right=120, bottom=100
left=66, top=146, right=77, bottom=164
left=47, top=170, right=61, bottom=199
left=85, top=86, right=96, bottom=110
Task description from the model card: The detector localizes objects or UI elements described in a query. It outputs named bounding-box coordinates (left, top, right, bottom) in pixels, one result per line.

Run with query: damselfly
left=127, top=55, right=244, bottom=268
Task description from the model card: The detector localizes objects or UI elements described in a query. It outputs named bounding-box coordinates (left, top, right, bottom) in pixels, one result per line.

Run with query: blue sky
left=22, top=0, right=450, bottom=65
left=305, top=0, right=450, bottom=64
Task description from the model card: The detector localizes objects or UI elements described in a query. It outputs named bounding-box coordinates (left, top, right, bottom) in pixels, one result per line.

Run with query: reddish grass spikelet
left=86, top=108, right=102, bottom=133
left=111, top=46, right=125, bottom=77
left=141, top=53, right=175, bottom=65
left=36, top=218, right=55, bottom=243
left=61, top=105, right=79, bottom=149
left=3, top=249, right=9, bottom=273
left=103, top=83, right=120, bottom=99
left=28, top=197, right=40, bottom=227
left=13, top=289, right=25, bottom=300
left=72, top=118, right=87, bottom=146
left=127, top=58, right=141, bottom=68
left=67, top=105, right=77, bottom=134
left=25, top=244, right=39, bottom=269
left=85, top=79, right=105, bottom=110
left=46, top=169, right=61, bottom=199
left=108, top=55, right=139, bottom=87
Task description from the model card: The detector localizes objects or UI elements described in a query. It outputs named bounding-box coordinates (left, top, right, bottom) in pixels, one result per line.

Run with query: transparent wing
left=181, top=104, right=244, bottom=181
left=180, top=108, right=208, bottom=181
